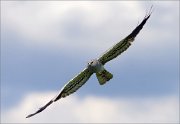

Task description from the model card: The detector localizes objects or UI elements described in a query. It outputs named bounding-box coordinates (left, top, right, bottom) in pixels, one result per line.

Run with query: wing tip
left=127, top=6, right=153, bottom=39
left=26, top=114, right=34, bottom=118
left=26, top=100, right=54, bottom=118
left=144, top=5, right=154, bottom=19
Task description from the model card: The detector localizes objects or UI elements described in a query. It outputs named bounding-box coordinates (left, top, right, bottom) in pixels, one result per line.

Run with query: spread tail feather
left=96, top=69, right=113, bottom=85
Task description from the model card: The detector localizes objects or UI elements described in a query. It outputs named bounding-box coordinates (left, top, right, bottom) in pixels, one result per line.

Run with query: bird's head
left=87, top=59, right=103, bottom=72
left=87, top=59, right=97, bottom=67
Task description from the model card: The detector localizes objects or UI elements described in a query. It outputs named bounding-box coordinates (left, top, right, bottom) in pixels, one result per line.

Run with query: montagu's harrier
left=26, top=8, right=152, bottom=118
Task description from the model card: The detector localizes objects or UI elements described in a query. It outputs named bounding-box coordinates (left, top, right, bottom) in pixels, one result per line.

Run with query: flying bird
left=26, top=8, right=152, bottom=118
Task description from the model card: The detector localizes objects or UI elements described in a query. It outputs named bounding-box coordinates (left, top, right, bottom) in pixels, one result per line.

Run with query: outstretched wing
left=98, top=13, right=151, bottom=65
left=26, top=68, right=93, bottom=118
left=53, top=68, right=93, bottom=101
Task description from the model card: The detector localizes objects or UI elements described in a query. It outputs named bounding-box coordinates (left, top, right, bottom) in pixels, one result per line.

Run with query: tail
left=96, top=69, right=113, bottom=85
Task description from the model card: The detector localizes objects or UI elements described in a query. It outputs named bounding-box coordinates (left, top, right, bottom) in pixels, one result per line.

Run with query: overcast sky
left=1, top=1, right=179, bottom=123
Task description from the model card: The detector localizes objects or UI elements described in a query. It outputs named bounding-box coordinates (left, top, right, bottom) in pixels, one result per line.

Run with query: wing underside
left=26, top=68, right=93, bottom=118
left=54, top=68, right=93, bottom=101
left=98, top=12, right=152, bottom=65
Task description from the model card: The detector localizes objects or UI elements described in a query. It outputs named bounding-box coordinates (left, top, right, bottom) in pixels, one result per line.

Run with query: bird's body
left=87, top=59, right=113, bottom=85
left=26, top=7, right=153, bottom=118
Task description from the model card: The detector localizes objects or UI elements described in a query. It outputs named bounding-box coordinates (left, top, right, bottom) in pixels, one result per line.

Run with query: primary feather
left=26, top=68, right=93, bottom=118
left=98, top=13, right=151, bottom=65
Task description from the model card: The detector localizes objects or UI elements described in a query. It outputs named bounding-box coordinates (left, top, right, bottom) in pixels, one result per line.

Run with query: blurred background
left=1, top=1, right=179, bottom=123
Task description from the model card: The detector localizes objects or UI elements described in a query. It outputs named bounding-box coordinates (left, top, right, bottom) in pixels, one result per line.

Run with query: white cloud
left=1, top=1, right=146, bottom=53
left=1, top=1, right=178, bottom=57
left=1, top=91, right=179, bottom=123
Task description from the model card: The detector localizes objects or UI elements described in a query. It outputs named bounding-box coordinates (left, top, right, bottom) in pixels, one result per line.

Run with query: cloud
left=1, top=91, right=179, bottom=123
left=1, top=1, right=149, bottom=53
left=1, top=1, right=178, bottom=57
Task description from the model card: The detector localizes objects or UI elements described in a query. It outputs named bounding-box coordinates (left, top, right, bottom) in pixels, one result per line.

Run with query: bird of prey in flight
left=26, top=8, right=152, bottom=118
